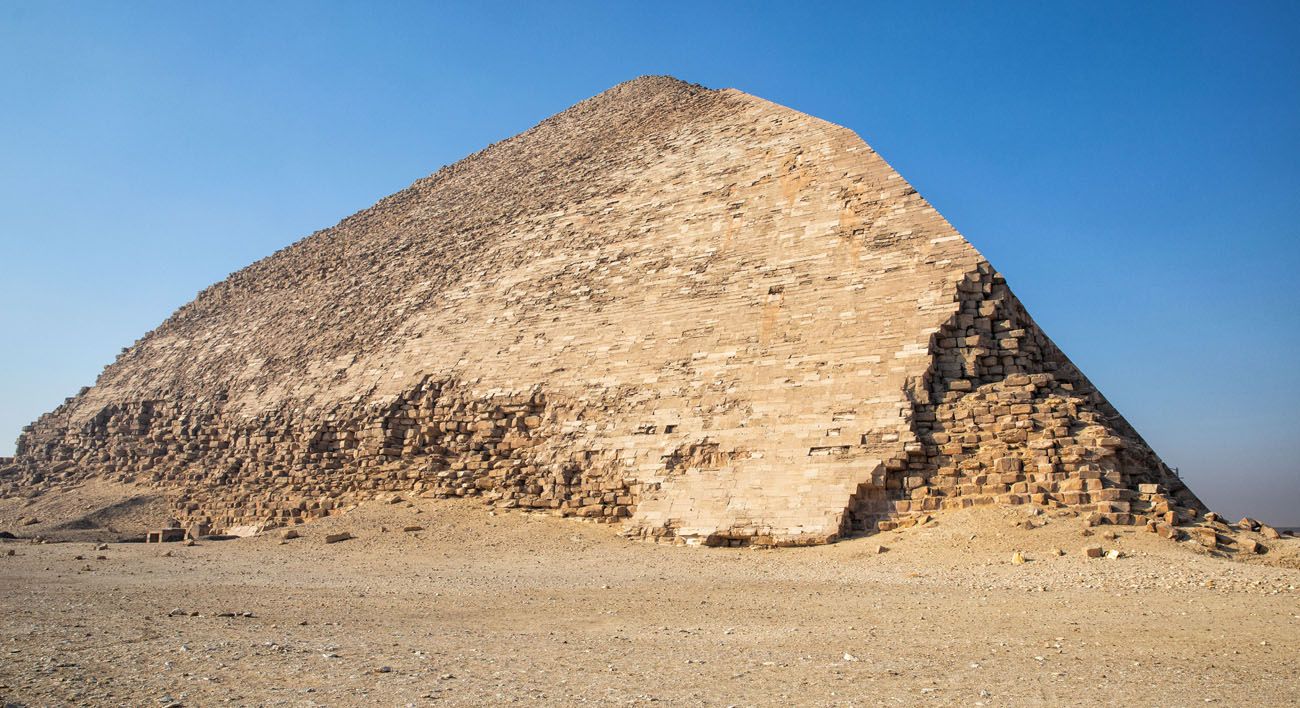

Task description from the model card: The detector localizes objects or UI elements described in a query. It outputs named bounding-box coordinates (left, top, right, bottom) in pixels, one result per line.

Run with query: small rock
left=872, top=544, right=888, bottom=554
left=1052, top=548, right=1065, bottom=556
left=1260, top=526, right=1280, bottom=540
left=1239, top=539, right=1266, bottom=555
left=184, top=539, right=195, bottom=547
left=95, top=543, right=109, bottom=551
left=403, top=526, right=424, bottom=533
left=1102, top=531, right=1118, bottom=541
left=282, top=529, right=300, bottom=540
left=1105, top=549, right=1122, bottom=560
left=1237, top=517, right=1259, bottom=531
left=376, top=665, right=392, bottom=673
left=1011, top=551, right=1026, bottom=565
left=1193, top=527, right=1219, bottom=549
left=168, top=608, right=188, bottom=617
left=1083, top=546, right=1103, bottom=558
left=324, top=532, right=353, bottom=544
left=20, top=517, right=40, bottom=526
left=843, top=652, right=859, bottom=662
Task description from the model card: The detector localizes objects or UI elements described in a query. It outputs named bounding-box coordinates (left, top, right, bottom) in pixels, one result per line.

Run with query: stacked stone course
left=4, top=380, right=643, bottom=532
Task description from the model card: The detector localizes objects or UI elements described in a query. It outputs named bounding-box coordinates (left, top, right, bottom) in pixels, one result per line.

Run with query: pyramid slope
left=4, top=77, right=1203, bottom=544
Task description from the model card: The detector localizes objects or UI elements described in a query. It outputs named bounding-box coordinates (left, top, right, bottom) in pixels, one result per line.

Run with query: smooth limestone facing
left=1, top=77, right=1204, bottom=546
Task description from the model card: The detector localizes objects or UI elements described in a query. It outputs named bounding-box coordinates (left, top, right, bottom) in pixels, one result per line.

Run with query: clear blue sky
left=1, top=1, right=1297, bottom=525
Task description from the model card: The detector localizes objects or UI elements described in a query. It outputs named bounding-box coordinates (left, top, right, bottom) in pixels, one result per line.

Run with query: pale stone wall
left=1, top=77, right=1202, bottom=544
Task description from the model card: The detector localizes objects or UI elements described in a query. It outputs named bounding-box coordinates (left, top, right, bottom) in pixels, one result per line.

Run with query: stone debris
left=324, top=532, right=353, bottom=544
left=0, top=76, right=1209, bottom=547
left=1011, top=551, right=1026, bottom=565
left=1083, top=546, right=1104, bottom=558
left=1193, top=527, right=1221, bottom=549
left=1239, top=539, right=1266, bottom=555
left=146, top=529, right=185, bottom=544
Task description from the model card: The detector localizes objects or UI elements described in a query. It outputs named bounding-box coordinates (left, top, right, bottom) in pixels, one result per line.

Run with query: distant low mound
left=0, top=479, right=174, bottom=542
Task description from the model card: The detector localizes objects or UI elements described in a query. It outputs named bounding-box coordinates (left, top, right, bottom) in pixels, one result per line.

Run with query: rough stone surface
left=1, top=76, right=1204, bottom=545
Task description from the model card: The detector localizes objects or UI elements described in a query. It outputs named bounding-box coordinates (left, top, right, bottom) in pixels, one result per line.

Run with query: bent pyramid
left=4, top=77, right=1203, bottom=545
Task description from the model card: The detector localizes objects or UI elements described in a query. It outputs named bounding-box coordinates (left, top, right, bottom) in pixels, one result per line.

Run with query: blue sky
left=1, top=1, right=1297, bottom=524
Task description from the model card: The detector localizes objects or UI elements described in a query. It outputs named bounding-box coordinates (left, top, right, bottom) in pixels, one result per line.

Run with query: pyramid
left=3, top=77, right=1203, bottom=545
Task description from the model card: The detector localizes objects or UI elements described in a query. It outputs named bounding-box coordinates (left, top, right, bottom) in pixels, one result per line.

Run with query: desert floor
left=1, top=485, right=1297, bottom=707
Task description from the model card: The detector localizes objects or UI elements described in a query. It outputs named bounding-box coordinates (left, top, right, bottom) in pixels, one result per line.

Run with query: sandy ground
left=1, top=485, right=1298, bottom=707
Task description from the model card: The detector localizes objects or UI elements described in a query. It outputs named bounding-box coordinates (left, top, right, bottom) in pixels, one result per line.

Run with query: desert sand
left=1, top=485, right=1297, bottom=706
